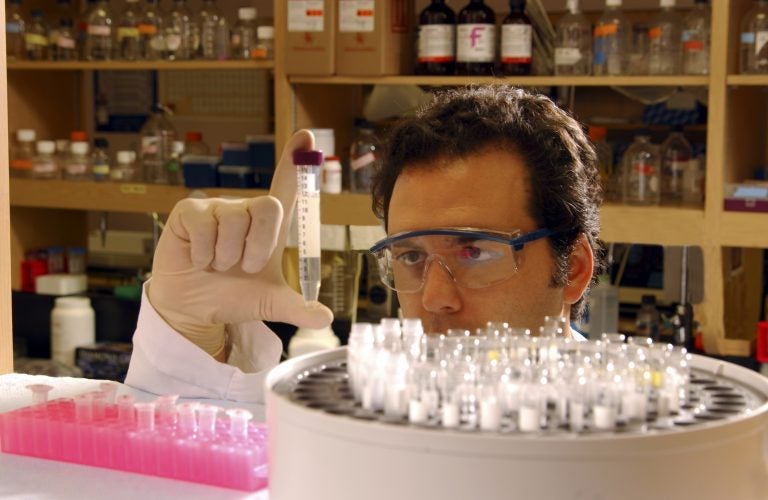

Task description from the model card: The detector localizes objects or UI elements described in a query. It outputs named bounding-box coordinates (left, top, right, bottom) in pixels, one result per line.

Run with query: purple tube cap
left=293, top=149, right=324, bottom=166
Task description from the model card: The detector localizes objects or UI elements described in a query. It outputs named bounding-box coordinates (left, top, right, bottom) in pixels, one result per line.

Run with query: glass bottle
left=52, top=18, right=78, bottom=60
left=253, top=26, right=274, bottom=59
left=32, top=140, right=59, bottom=180
left=416, top=0, right=456, bottom=76
left=213, top=12, right=230, bottom=60
left=140, top=104, right=177, bottom=184
left=648, top=0, right=682, bottom=75
left=593, top=0, right=632, bottom=76
left=199, top=0, right=222, bottom=59
left=622, top=132, right=660, bottom=206
left=64, top=141, right=91, bottom=180
left=6, top=0, right=26, bottom=61
left=164, top=0, right=194, bottom=60
left=456, top=0, right=496, bottom=75
left=740, top=0, right=768, bottom=73
left=84, top=0, right=113, bottom=60
left=184, top=131, right=210, bottom=155
left=588, top=126, right=616, bottom=201
left=92, top=137, right=111, bottom=181
left=660, top=127, right=692, bottom=202
left=635, top=294, right=661, bottom=340
left=10, top=129, right=37, bottom=178
left=349, top=119, right=380, bottom=193
left=117, top=0, right=141, bottom=61
left=231, top=7, right=257, bottom=59
left=682, top=154, right=705, bottom=204
left=555, top=0, right=592, bottom=76
left=111, top=150, right=140, bottom=182
left=138, top=0, right=163, bottom=60
left=25, top=10, right=49, bottom=61
left=500, top=0, right=533, bottom=75
left=48, top=0, right=74, bottom=60
left=165, top=140, right=185, bottom=185
left=586, top=273, right=619, bottom=337
left=681, top=0, right=710, bottom=75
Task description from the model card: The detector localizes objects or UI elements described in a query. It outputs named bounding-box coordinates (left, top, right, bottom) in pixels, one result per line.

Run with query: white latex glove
left=147, top=130, right=334, bottom=359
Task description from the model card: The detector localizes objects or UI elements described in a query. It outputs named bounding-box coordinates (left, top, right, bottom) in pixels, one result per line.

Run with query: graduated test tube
left=294, top=150, right=324, bottom=303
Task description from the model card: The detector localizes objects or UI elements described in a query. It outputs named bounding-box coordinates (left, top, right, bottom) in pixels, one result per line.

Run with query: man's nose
left=420, top=256, right=461, bottom=315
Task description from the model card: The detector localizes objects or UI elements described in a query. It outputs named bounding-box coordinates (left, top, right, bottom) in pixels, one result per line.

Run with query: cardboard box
left=335, top=0, right=413, bottom=76
left=285, top=0, right=336, bottom=75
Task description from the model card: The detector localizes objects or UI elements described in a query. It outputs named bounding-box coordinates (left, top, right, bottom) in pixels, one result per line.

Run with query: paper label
left=33, top=161, right=56, bottom=173
left=756, top=31, right=768, bottom=55
left=417, top=24, right=455, bottom=62
left=350, top=152, right=375, bottom=171
left=138, top=23, right=158, bottom=35
left=555, top=47, right=581, bottom=65
left=25, top=33, right=48, bottom=46
left=88, top=25, right=111, bottom=36
left=57, top=36, right=76, bottom=49
left=456, top=24, right=495, bottom=63
left=118, top=27, right=140, bottom=40
left=288, top=0, right=325, bottom=32
left=501, top=24, right=532, bottom=63
left=339, top=0, right=374, bottom=32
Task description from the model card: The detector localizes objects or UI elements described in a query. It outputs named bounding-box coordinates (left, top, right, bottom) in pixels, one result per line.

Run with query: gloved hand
left=147, top=130, right=334, bottom=360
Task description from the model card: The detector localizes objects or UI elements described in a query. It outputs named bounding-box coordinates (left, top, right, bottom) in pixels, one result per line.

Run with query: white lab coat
left=124, top=282, right=283, bottom=403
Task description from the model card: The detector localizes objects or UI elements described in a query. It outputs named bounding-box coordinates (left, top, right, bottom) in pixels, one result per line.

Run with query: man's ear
left=563, top=233, right=595, bottom=305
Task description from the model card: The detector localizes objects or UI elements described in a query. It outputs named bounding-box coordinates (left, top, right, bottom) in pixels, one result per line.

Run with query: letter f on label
left=470, top=26, right=485, bottom=48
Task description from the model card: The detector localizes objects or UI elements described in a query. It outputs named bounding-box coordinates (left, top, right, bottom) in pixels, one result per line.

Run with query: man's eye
left=394, top=250, right=426, bottom=266
left=457, top=245, right=497, bottom=263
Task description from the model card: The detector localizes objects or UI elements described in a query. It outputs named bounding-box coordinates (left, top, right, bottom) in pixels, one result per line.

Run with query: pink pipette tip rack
left=0, top=384, right=268, bottom=492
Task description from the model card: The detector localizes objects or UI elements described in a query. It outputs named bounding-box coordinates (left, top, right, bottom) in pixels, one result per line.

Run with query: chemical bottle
left=51, top=296, right=95, bottom=367
left=660, top=127, right=692, bottom=202
left=6, top=0, right=26, bottom=61
left=185, top=2, right=201, bottom=58
left=138, top=0, right=162, bottom=60
left=349, top=119, right=380, bottom=193
left=184, top=131, right=210, bottom=155
left=681, top=0, right=710, bottom=75
left=111, top=150, right=140, bottom=182
left=586, top=273, right=619, bottom=337
left=555, top=0, right=591, bottom=76
left=25, top=10, right=49, bottom=61
left=456, top=0, right=496, bottom=75
left=52, top=18, right=78, bottom=60
left=92, top=137, right=111, bottom=181
left=55, top=139, right=70, bottom=166
left=321, top=156, right=342, bottom=194
left=213, top=13, right=230, bottom=60
left=253, top=26, right=274, bottom=59
left=32, top=140, right=59, bottom=180
left=682, top=154, right=705, bottom=204
left=635, top=294, right=660, bottom=341
left=416, top=0, right=456, bottom=76
left=500, top=0, right=533, bottom=75
left=140, top=104, right=177, bottom=184
left=84, top=0, right=113, bottom=60
left=48, top=0, right=74, bottom=58
left=10, top=129, right=37, bottom=178
left=116, top=0, right=141, bottom=61
left=163, top=0, right=194, bottom=60
left=740, top=0, right=768, bottom=73
left=648, top=0, right=682, bottom=75
left=588, top=126, right=616, bottom=201
left=593, top=0, right=631, bottom=76
left=165, top=140, right=185, bottom=185
left=622, top=132, right=660, bottom=206
left=199, top=0, right=223, bottom=59
left=231, top=7, right=258, bottom=59
left=288, top=325, right=340, bottom=358
left=64, top=141, right=91, bottom=180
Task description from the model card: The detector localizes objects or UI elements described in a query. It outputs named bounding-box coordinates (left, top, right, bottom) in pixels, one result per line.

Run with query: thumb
left=263, top=285, right=334, bottom=329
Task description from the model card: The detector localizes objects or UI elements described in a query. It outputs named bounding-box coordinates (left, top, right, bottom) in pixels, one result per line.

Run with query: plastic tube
left=226, top=409, right=253, bottom=440
left=26, top=384, right=53, bottom=405
left=134, top=402, right=156, bottom=431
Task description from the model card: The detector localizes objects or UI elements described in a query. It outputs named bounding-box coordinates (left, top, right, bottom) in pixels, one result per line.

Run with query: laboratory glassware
left=648, top=0, right=682, bottom=75
left=416, top=0, right=456, bottom=75
left=456, top=0, right=496, bottom=75
left=593, top=0, right=632, bottom=75
left=681, top=0, right=710, bottom=75
left=500, top=0, right=533, bottom=75
left=555, top=0, right=592, bottom=76
left=294, top=149, right=324, bottom=303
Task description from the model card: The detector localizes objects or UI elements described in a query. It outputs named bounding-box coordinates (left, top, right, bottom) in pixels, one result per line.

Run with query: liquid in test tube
left=294, top=150, right=324, bottom=303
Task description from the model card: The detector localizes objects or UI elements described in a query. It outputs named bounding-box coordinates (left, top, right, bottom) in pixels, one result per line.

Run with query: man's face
left=387, top=148, right=568, bottom=334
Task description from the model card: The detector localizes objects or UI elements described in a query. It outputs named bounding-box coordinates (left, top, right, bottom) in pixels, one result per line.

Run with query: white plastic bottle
left=593, top=0, right=632, bottom=76
left=648, top=0, right=682, bottom=75
left=321, top=156, right=342, bottom=194
left=555, top=0, right=592, bottom=76
left=288, top=326, right=340, bottom=358
left=51, top=296, right=95, bottom=366
left=681, top=0, right=710, bottom=75
left=586, top=273, right=619, bottom=337
left=111, top=150, right=140, bottom=182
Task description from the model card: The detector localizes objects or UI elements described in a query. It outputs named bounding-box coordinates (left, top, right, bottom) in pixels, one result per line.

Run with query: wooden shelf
left=718, top=211, right=768, bottom=248
left=599, top=203, right=706, bottom=246
left=9, top=179, right=380, bottom=226
left=289, top=75, right=710, bottom=87
left=726, top=74, right=768, bottom=86
left=7, top=60, right=275, bottom=71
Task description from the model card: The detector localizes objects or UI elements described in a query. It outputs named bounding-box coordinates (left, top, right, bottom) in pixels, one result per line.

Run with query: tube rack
left=0, top=386, right=268, bottom=492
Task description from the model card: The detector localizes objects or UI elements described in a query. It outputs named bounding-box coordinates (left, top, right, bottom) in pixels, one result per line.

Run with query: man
left=125, top=85, right=603, bottom=402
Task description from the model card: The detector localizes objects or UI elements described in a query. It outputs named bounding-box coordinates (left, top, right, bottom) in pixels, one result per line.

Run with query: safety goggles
left=369, top=227, right=556, bottom=294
